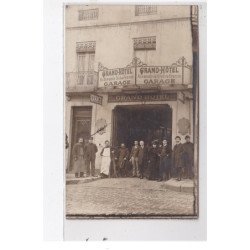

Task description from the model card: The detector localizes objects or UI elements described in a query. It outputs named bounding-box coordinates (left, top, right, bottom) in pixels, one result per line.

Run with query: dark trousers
left=110, top=159, right=118, bottom=178
left=139, top=162, right=146, bottom=178
left=148, top=160, right=158, bottom=180
left=118, top=160, right=128, bottom=177
left=176, top=167, right=184, bottom=180
left=159, top=157, right=171, bottom=181
left=186, top=165, right=193, bottom=179
left=182, top=155, right=194, bottom=179
left=118, top=166, right=128, bottom=177
left=86, top=158, right=96, bottom=176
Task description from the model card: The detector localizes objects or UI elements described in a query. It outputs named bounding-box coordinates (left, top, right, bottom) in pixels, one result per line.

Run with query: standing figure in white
left=100, top=140, right=111, bottom=178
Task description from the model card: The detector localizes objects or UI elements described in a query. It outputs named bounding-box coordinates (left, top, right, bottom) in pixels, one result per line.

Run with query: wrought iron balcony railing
left=66, top=71, right=98, bottom=90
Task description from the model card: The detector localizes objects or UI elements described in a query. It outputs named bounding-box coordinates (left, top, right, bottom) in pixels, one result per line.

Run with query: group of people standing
left=72, top=137, right=98, bottom=178
left=72, top=135, right=194, bottom=182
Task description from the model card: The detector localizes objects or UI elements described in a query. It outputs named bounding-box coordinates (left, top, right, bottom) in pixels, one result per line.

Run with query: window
left=77, top=53, right=95, bottom=72
left=77, top=52, right=95, bottom=85
left=133, top=37, right=156, bottom=66
left=76, top=41, right=96, bottom=85
left=78, top=8, right=98, bottom=21
left=135, top=5, right=157, bottom=16
left=133, top=36, right=156, bottom=50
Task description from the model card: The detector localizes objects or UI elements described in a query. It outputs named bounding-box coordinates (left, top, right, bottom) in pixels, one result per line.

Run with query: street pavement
left=66, top=177, right=195, bottom=217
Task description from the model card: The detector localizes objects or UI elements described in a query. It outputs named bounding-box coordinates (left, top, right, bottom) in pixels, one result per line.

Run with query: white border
left=43, top=0, right=207, bottom=241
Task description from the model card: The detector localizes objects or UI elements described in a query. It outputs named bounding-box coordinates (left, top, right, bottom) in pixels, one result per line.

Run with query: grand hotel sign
left=98, top=57, right=192, bottom=88
left=98, top=66, right=135, bottom=87
left=108, top=93, right=177, bottom=103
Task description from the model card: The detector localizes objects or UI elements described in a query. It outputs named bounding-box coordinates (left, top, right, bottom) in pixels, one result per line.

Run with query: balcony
left=66, top=71, right=98, bottom=95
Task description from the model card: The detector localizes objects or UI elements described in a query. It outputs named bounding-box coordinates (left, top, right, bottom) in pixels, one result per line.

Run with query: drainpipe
left=191, top=5, right=199, bottom=216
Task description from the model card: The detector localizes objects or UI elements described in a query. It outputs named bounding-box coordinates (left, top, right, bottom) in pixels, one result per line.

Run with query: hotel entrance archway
left=112, top=104, right=172, bottom=149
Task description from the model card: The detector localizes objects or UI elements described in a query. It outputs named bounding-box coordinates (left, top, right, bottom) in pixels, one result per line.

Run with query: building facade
left=65, top=5, right=195, bottom=172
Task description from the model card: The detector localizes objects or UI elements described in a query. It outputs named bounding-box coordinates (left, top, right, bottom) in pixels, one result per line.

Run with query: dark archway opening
left=112, top=104, right=172, bottom=150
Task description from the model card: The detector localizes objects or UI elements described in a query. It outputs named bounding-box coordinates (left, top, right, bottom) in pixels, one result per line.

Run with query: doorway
left=112, top=104, right=172, bottom=149
left=69, top=106, right=92, bottom=172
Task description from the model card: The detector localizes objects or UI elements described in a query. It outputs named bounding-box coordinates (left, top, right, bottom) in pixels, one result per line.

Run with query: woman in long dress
left=100, top=140, right=111, bottom=178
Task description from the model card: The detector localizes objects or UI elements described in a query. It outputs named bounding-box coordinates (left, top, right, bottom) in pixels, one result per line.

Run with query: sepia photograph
left=64, top=4, right=199, bottom=219
left=3, top=0, right=250, bottom=245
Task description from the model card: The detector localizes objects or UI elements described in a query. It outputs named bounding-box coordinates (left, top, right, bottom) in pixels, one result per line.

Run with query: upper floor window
left=77, top=52, right=95, bottom=72
left=78, top=8, right=99, bottom=21
left=135, top=5, right=157, bottom=16
left=77, top=52, right=95, bottom=85
left=76, top=41, right=96, bottom=85
left=133, top=36, right=156, bottom=50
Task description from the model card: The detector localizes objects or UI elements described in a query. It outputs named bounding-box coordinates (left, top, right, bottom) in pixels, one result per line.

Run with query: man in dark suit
left=158, top=139, right=172, bottom=181
left=182, top=135, right=194, bottom=179
left=85, top=137, right=98, bottom=177
left=116, top=143, right=130, bottom=177
left=147, top=141, right=160, bottom=180
left=72, top=137, right=86, bottom=178
left=138, top=140, right=148, bottom=179
left=172, top=136, right=184, bottom=181
left=110, top=146, right=119, bottom=178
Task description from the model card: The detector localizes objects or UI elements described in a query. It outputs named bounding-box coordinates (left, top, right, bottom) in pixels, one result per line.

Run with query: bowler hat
left=152, top=139, right=158, bottom=145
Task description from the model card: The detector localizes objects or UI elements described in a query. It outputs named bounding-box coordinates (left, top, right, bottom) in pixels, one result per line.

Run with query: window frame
left=135, top=5, right=157, bottom=16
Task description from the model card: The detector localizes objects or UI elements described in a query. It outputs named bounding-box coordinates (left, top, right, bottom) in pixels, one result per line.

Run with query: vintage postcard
left=65, top=4, right=199, bottom=219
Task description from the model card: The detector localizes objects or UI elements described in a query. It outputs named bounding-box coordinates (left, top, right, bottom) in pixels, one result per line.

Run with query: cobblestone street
left=66, top=178, right=195, bottom=217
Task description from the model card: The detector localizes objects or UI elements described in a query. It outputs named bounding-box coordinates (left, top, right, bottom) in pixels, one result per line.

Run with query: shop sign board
left=98, top=67, right=135, bottom=88
left=108, top=93, right=177, bottom=103
left=90, top=94, right=103, bottom=105
left=136, top=65, right=191, bottom=86
left=98, top=57, right=192, bottom=88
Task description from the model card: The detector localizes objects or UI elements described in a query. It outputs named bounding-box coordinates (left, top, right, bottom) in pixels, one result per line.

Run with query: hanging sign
left=90, top=94, right=103, bottom=105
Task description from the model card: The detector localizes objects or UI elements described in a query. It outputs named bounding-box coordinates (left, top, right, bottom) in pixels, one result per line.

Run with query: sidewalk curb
left=66, top=176, right=101, bottom=185
left=66, top=176, right=195, bottom=194
left=161, top=180, right=194, bottom=194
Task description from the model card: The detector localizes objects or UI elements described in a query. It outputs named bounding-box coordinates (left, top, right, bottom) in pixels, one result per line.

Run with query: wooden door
left=69, top=107, right=92, bottom=171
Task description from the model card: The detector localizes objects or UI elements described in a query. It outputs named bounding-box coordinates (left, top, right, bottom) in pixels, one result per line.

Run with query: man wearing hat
left=85, top=137, right=98, bottom=177
left=147, top=140, right=160, bottom=180
left=172, top=136, right=184, bottom=181
left=138, top=140, right=148, bottom=179
left=158, top=139, right=172, bottom=181
left=182, top=135, right=194, bottom=179
left=116, top=143, right=130, bottom=177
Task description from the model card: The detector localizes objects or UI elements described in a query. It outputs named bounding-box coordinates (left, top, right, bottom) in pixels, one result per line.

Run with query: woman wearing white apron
left=100, top=140, right=111, bottom=178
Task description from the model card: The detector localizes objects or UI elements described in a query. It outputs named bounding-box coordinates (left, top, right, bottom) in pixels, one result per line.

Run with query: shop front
left=66, top=89, right=193, bottom=172
left=66, top=57, right=193, bottom=172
